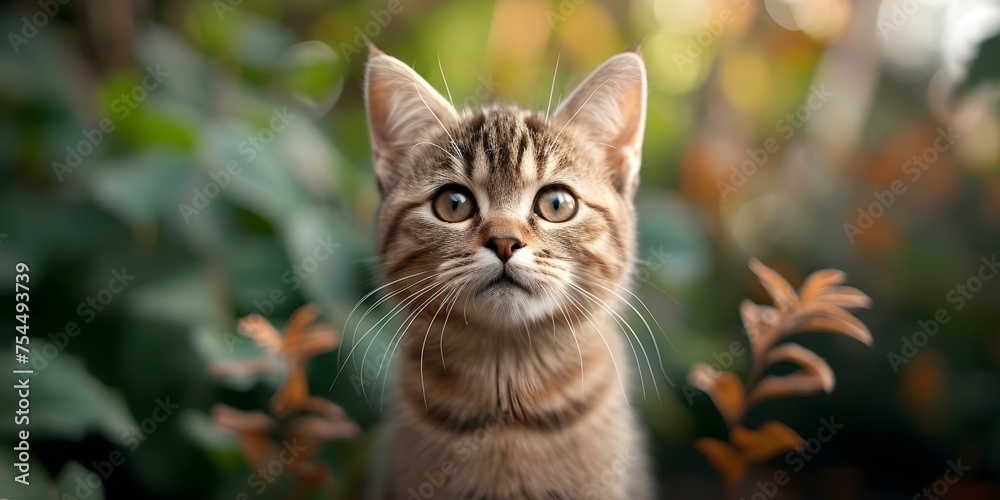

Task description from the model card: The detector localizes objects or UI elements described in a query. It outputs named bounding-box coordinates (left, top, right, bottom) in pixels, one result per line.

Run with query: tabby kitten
left=362, top=44, right=652, bottom=499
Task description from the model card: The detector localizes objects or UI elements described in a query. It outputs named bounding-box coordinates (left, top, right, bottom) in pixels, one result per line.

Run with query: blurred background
left=1, top=0, right=999, bottom=498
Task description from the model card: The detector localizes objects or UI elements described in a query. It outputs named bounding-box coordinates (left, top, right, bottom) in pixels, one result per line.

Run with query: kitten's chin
left=468, top=283, right=555, bottom=323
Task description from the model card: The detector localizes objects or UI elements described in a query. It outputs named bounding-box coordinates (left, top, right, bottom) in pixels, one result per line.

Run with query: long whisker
left=351, top=273, right=440, bottom=370
left=564, top=141, right=619, bottom=153
left=562, top=284, right=645, bottom=398
left=600, top=277, right=678, bottom=355
left=381, top=283, right=452, bottom=410
left=339, top=270, right=430, bottom=367
left=546, top=53, right=560, bottom=120
left=438, top=54, right=455, bottom=109
left=439, top=283, right=466, bottom=372
left=556, top=74, right=618, bottom=137
left=563, top=263, right=680, bottom=347
left=330, top=276, right=438, bottom=393
left=339, top=279, right=440, bottom=401
left=547, top=255, right=682, bottom=305
left=412, top=72, right=463, bottom=161
left=343, top=272, right=437, bottom=377
left=558, top=287, right=629, bottom=407
left=522, top=315, right=533, bottom=352
left=359, top=280, right=443, bottom=403
left=566, top=280, right=660, bottom=402
left=418, top=285, right=459, bottom=411
left=547, top=287, right=585, bottom=399
left=411, top=141, right=461, bottom=165
left=569, top=271, right=676, bottom=388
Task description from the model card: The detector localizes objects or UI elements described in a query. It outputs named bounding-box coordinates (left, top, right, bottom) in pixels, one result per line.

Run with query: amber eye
left=432, top=185, right=476, bottom=223
left=534, top=186, right=578, bottom=223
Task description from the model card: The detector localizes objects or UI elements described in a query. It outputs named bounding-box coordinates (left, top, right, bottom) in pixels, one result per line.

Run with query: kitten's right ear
left=364, top=45, right=457, bottom=193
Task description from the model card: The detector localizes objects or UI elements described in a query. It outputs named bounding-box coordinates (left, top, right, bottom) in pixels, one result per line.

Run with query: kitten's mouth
left=483, top=270, right=531, bottom=294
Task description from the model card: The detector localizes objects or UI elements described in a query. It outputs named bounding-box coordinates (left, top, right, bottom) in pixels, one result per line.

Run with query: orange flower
left=237, top=304, right=342, bottom=417
left=689, top=260, right=873, bottom=493
left=211, top=304, right=359, bottom=497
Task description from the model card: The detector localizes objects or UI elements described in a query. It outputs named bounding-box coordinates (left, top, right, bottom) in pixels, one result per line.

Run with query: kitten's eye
left=432, top=185, right=477, bottom=223
left=534, top=186, right=578, bottom=223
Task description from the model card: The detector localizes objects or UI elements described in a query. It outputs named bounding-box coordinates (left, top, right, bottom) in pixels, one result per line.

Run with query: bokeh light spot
left=720, top=47, right=770, bottom=113
left=277, top=41, right=345, bottom=117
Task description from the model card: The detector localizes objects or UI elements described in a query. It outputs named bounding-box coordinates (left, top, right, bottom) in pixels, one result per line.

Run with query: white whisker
left=338, top=270, right=430, bottom=368
left=438, top=54, right=455, bottom=109
left=546, top=53, right=560, bottom=121
left=570, top=272, right=675, bottom=388
left=351, top=273, right=440, bottom=371
left=417, top=285, right=459, bottom=411
left=380, top=283, right=451, bottom=410
left=439, top=283, right=466, bottom=372
left=559, top=287, right=630, bottom=407
left=566, top=280, right=660, bottom=402
left=411, top=141, right=461, bottom=165
left=354, top=280, right=441, bottom=403
left=412, top=73, right=463, bottom=161
left=556, top=74, right=618, bottom=137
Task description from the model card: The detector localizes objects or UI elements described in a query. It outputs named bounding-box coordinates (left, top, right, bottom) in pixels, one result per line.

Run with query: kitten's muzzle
left=485, top=237, right=524, bottom=263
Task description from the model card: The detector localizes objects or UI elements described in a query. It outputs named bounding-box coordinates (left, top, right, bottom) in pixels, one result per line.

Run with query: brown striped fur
left=362, top=45, right=652, bottom=499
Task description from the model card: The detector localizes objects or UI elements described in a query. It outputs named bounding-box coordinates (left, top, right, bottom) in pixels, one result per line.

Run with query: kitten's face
left=364, top=47, right=647, bottom=325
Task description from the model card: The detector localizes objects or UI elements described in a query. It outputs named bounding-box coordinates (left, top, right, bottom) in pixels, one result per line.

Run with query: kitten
left=362, top=44, right=652, bottom=499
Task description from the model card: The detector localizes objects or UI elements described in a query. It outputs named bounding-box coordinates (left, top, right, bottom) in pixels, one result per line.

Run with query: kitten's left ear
left=554, top=47, right=647, bottom=197
left=365, top=45, right=457, bottom=193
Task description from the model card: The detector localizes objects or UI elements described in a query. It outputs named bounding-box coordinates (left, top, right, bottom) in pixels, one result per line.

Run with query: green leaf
left=0, top=342, right=136, bottom=444
left=57, top=461, right=106, bottom=500
left=84, top=152, right=193, bottom=227
left=130, top=273, right=224, bottom=327
left=959, top=31, right=1000, bottom=95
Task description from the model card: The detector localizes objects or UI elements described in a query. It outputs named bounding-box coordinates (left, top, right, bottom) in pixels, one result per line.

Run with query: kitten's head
left=364, top=46, right=646, bottom=326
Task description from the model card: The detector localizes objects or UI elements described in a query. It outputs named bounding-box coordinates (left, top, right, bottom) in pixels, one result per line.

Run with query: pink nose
left=485, top=237, right=523, bottom=262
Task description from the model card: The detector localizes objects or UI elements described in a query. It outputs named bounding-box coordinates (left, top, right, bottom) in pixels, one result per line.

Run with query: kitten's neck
left=394, top=306, right=628, bottom=430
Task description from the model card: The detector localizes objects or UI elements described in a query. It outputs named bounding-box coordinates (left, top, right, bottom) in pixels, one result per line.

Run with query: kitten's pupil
left=433, top=186, right=476, bottom=222
left=450, top=194, right=464, bottom=211
left=535, top=186, right=578, bottom=222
